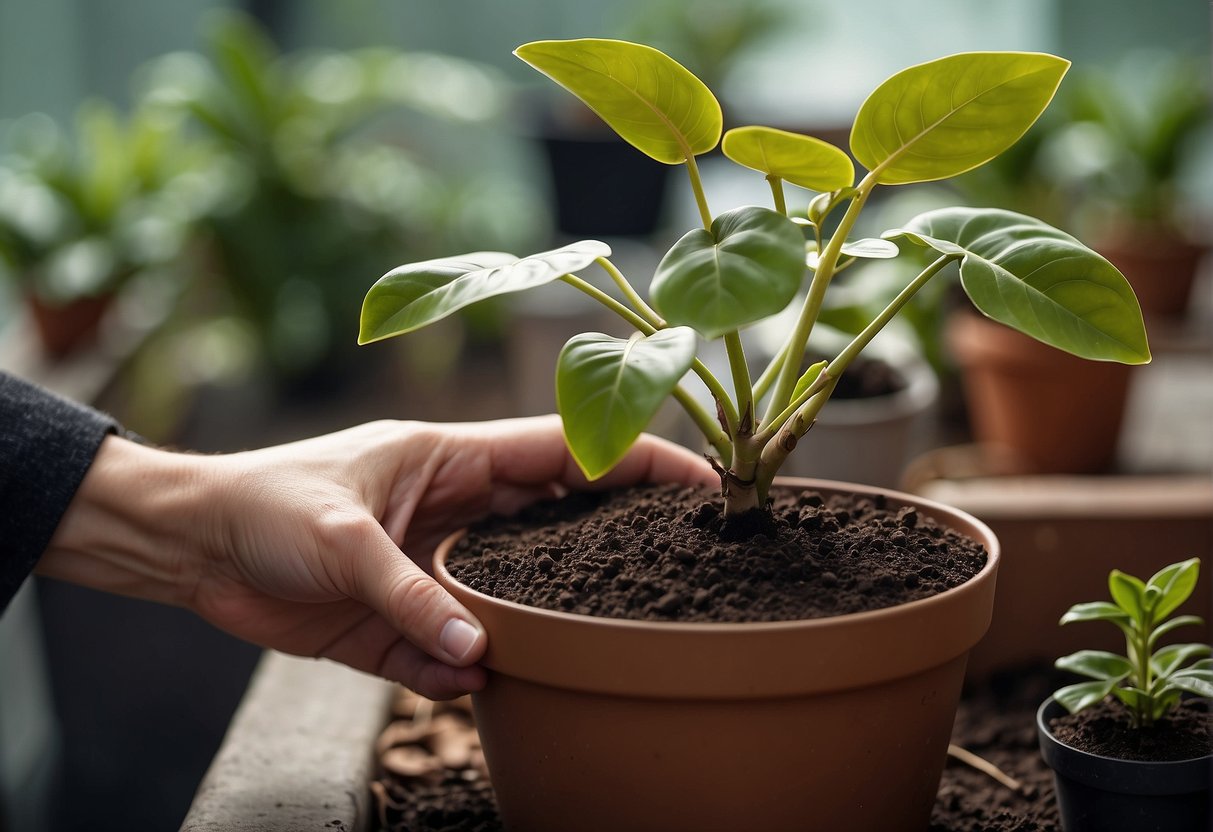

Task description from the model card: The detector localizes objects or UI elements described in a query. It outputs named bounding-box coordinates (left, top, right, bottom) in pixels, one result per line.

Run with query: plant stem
left=761, top=172, right=878, bottom=429
left=752, top=339, right=789, bottom=403
left=755, top=253, right=957, bottom=489
left=673, top=386, right=733, bottom=466
left=724, top=332, right=754, bottom=434
left=766, top=175, right=787, bottom=215
left=558, top=273, right=740, bottom=436
left=684, top=154, right=713, bottom=230
left=596, top=257, right=664, bottom=328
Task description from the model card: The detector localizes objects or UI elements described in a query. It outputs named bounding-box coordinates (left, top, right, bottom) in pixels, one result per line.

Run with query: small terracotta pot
left=1037, top=697, right=1212, bottom=832
left=1095, top=226, right=1208, bottom=320
left=946, top=311, right=1134, bottom=474
left=26, top=291, right=115, bottom=358
left=434, top=478, right=1000, bottom=832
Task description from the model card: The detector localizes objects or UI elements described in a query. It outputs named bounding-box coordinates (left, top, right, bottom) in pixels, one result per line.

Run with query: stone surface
left=179, top=652, right=394, bottom=832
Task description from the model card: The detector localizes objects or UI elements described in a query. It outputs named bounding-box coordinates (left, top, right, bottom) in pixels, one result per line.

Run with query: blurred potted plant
left=0, top=104, right=207, bottom=357
left=1039, top=557, right=1211, bottom=831
left=137, top=11, right=539, bottom=390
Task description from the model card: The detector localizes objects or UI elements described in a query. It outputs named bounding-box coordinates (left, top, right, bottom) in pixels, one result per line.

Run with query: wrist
left=38, top=435, right=216, bottom=608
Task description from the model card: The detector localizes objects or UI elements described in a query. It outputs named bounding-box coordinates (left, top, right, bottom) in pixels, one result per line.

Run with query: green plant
left=1053, top=558, right=1212, bottom=728
left=0, top=102, right=208, bottom=303
left=360, top=38, right=1151, bottom=516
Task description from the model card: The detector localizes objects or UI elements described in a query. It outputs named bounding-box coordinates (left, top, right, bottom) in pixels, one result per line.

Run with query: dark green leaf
left=557, top=328, right=698, bottom=479
left=1054, top=679, right=1118, bottom=714
left=1146, top=558, right=1200, bottom=621
left=651, top=206, right=805, bottom=338
left=887, top=208, right=1150, bottom=364
left=1055, top=650, right=1132, bottom=681
left=1167, top=676, right=1213, bottom=699
left=359, top=241, right=609, bottom=344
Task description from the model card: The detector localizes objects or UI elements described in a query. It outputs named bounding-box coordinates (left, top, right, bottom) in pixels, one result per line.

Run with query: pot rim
left=436, top=475, right=997, bottom=634
left=1036, top=697, right=1213, bottom=795
left=434, top=476, right=1001, bottom=697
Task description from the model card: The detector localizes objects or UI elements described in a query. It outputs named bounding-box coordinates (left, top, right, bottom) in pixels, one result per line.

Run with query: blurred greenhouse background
left=0, top=1, right=1209, bottom=830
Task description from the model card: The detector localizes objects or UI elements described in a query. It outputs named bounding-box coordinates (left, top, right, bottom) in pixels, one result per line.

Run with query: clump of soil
left=1048, top=697, right=1212, bottom=762
left=448, top=484, right=986, bottom=623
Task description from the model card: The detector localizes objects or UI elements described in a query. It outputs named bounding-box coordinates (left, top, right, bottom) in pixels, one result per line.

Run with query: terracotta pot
left=434, top=478, right=1000, bottom=832
left=1095, top=226, right=1208, bottom=319
left=946, top=311, right=1134, bottom=474
left=26, top=291, right=115, bottom=358
left=1037, top=697, right=1212, bottom=832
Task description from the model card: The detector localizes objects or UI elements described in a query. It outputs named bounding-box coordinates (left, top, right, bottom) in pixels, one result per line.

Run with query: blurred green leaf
left=722, top=126, right=853, bottom=191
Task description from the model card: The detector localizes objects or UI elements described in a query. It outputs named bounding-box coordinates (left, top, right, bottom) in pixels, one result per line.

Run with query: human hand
left=40, top=416, right=713, bottom=699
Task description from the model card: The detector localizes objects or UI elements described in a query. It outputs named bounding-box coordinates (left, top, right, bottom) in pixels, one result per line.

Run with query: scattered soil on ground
left=448, top=484, right=986, bottom=623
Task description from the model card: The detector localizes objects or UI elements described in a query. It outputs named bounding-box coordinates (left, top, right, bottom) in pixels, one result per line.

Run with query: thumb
left=339, top=515, right=487, bottom=666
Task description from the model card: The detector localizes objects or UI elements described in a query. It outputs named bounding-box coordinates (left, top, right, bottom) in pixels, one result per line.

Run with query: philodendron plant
left=1054, top=558, right=1212, bottom=728
left=360, top=39, right=1151, bottom=516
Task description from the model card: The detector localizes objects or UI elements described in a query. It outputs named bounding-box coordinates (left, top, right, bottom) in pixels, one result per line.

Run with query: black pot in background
left=540, top=131, right=672, bottom=238
left=1036, top=697, right=1212, bottom=832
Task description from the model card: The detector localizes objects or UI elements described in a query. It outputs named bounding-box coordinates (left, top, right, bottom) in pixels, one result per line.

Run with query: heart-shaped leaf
left=359, top=240, right=610, bottom=344
left=887, top=207, right=1150, bottom=364
left=557, top=328, right=698, bottom=479
left=651, top=206, right=804, bottom=338
left=515, top=39, right=721, bottom=164
left=852, top=52, right=1069, bottom=185
left=722, top=126, right=853, bottom=191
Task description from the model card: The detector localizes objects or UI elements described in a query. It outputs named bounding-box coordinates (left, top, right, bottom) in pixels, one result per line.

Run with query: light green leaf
left=1060, top=601, right=1132, bottom=628
left=359, top=241, right=609, bottom=344
left=1056, top=650, right=1133, bottom=681
left=851, top=51, right=1069, bottom=185
left=1152, top=643, right=1212, bottom=679
left=515, top=39, right=721, bottom=164
left=1146, top=558, right=1200, bottom=621
left=807, top=238, right=899, bottom=270
left=1054, top=679, right=1118, bottom=714
left=722, top=126, right=853, bottom=191
left=1149, top=615, right=1205, bottom=648
left=1109, top=570, right=1148, bottom=627
left=1111, top=685, right=1149, bottom=712
left=888, top=208, right=1150, bottom=364
left=791, top=360, right=828, bottom=403
left=651, top=206, right=805, bottom=339
left=1150, top=689, right=1182, bottom=721
left=1166, top=676, right=1213, bottom=699
left=557, top=328, right=698, bottom=479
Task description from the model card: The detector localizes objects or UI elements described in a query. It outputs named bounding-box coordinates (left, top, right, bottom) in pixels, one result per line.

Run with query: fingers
left=464, top=415, right=715, bottom=492
left=324, top=512, right=487, bottom=668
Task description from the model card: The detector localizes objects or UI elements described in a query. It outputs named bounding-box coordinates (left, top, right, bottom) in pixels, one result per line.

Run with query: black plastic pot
left=1036, top=697, right=1212, bottom=832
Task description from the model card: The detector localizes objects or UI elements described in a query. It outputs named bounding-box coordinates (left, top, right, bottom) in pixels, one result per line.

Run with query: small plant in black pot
left=1038, top=557, right=1213, bottom=832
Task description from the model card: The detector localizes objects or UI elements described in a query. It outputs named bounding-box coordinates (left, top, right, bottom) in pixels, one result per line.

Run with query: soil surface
left=373, top=666, right=1072, bottom=832
left=811, top=351, right=906, bottom=399
left=448, top=484, right=986, bottom=622
left=1048, top=697, right=1212, bottom=762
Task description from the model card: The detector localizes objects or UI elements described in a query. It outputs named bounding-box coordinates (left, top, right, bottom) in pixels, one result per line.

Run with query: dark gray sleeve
left=1, top=372, right=119, bottom=611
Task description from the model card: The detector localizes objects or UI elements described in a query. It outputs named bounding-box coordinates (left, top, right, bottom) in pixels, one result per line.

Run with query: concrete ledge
left=180, top=652, right=395, bottom=832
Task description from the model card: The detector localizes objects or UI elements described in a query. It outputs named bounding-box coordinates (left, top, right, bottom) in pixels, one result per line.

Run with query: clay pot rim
left=1036, top=697, right=1213, bottom=794
left=434, top=475, right=999, bottom=636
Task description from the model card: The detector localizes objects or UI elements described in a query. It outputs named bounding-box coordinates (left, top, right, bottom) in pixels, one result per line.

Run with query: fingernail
left=440, top=618, right=483, bottom=662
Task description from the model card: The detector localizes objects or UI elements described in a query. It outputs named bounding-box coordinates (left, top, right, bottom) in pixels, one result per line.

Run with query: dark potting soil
left=810, top=351, right=906, bottom=399
left=1048, top=697, right=1213, bottom=762
left=373, top=666, right=1070, bottom=832
left=448, top=484, right=986, bottom=623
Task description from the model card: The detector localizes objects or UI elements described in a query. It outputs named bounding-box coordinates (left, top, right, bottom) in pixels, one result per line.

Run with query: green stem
left=724, top=332, right=754, bottom=433
left=596, top=257, right=664, bottom=328
left=673, top=386, right=732, bottom=466
left=760, top=172, right=878, bottom=430
left=766, top=175, right=787, bottom=215
left=752, top=339, right=789, bottom=404
left=685, top=154, right=713, bottom=230
left=558, top=273, right=739, bottom=436
left=755, top=253, right=957, bottom=479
